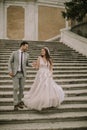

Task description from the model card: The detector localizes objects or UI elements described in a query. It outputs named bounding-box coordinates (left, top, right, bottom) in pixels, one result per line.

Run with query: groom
left=8, top=41, right=29, bottom=110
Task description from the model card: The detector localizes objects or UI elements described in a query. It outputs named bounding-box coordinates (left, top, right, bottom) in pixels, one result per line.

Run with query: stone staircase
left=0, top=40, right=87, bottom=130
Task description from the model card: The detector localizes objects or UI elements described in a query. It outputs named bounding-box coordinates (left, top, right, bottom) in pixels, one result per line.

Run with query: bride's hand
left=32, top=61, right=37, bottom=68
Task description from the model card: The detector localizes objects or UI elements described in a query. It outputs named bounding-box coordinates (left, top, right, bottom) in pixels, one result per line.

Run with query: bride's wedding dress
left=23, top=56, right=64, bottom=110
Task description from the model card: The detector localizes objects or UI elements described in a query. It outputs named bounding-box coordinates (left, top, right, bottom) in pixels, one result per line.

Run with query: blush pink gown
left=23, top=56, right=64, bottom=110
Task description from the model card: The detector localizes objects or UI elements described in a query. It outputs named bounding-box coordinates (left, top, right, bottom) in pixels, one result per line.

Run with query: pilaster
left=0, top=1, right=4, bottom=38
left=24, top=2, right=38, bottom=40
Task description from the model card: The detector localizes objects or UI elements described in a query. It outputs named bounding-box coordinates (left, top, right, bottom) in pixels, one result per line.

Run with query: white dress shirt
left=18, top=50, right=24, bottom=71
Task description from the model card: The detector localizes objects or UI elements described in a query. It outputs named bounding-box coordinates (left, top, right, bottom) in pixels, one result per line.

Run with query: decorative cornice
left=0, top=0, right=37, bottom=2
left=0, top=0, right=70, bottom=7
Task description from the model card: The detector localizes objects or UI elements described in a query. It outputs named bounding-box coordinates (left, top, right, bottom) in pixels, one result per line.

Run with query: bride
left=22, top=47, right=64, bottom=110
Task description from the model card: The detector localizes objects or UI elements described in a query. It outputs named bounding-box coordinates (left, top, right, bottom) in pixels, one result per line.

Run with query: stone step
left=0, top=55, right=85, bottom=59
left=0, top=97, right=87, bottom=106
left=0, top=112, right=87, bottom=124
left=0, top=46, right=75, bottom=49
left=0, top=80, right=87, bottom=85
left=0, top=54, right=85, bottom=58
left=1, top=68, right=87, bottom=72
left=0, top=84, right=87, bottom=91
left=1, top=70, right=87, bottom=75
left=0, top=54, right=87, bottom=57
left=1, top=60, right=87, bottom=63
left=1, top=58, right=87, bottom=61
left=0, top=49, right=79, bottom=51
left=0, top=55, right=87, bottom=59
left=1, top=74, right=87, bottom=80
left=0, top=90, right=87, bottom=98
left=0, top=44, right=81, bottom=48
left=1, top=66, right=87, bottom=70
left=0, top=121, right=87, bottom=130
left=1, top=70, right=87, bottom=76
left=0, top=78, right=87, bottom=84
left=0, top=62, right=87, bottom=66
left=0, top=52, right=84, bottom=55
left=0, top=52, right=80, bottom=57
left=0, top=104, right=87, bottom=113
left=0, top=46, right=78, bottom=49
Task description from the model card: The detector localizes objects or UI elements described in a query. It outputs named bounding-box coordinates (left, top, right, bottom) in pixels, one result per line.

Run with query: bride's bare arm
left=50, top=59, right=53, bottom=74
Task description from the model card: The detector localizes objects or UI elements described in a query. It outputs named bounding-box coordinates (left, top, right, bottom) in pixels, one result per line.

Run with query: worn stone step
left=0, top=96, right=87, bottom=106
left=0, top=104, right=87, bottom=113
left=1, top=63, right=87, bottom=67
left=1, top=71, right=87, bottom=76
left=0, top=78, right=87, bottom=84
left=0, top=55, right=87, bottom=59
left=1, top=53, right=82, bottom=58
left=0, top=55, right=86, bottom=59
left=1, top=69, right=87, bottom=73
left=0, top=52, right=83, bottom=55
left=0, top=56, right=87, bottom=60
left=0, top=112, right=87, bottom=125
left=1, top=72, right=87, bottom=77
left=0, top=80, right=86, bottom=85
left=1, top=78, right=86, bottom=81
left=1, top=58, right=87, bottom=62
left=1, top=60, right=87, bottom=64
left=1, top=74, right=87, bottom=80
left=0, top=90, right=87, bottom=98
left=1, top=62, right=87, bottom=65
left=0, top=121, right=87, bottom=130
left=1, top=66, right=87, bottom=70
left=0, top=84, right=87, bottom=91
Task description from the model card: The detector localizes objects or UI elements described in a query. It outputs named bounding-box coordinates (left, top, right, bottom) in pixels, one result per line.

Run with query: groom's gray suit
left=8, top=50, right=29, bottom=106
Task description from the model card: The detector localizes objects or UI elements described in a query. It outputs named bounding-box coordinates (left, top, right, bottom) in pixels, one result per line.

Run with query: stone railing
left=60, top=28, right=87, bottom=57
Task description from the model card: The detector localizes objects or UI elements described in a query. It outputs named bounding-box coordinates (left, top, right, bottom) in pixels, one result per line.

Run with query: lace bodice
left=39, top=56, right=50, bottom=70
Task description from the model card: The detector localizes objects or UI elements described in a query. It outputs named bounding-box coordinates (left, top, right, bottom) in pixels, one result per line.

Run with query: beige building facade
left=0, top=0, right=67, bottom=41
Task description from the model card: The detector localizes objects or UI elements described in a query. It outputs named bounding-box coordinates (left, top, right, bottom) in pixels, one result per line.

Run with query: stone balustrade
left=61, top=28, right=87, bottom=56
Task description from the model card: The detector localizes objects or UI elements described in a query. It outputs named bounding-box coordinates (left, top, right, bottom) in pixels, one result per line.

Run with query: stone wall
left=38, top=6, right=65, bottom=40
left=0, top=0, right=66, bottom=40
left=7, top=6, right=24, bottom=40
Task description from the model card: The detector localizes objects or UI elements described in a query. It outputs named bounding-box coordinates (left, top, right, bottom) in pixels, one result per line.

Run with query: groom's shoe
left=18, top=101, right=24, bottom=109
left=20, top=101, right=24, bottom=106
left=14, top=105, right=19, bottom=111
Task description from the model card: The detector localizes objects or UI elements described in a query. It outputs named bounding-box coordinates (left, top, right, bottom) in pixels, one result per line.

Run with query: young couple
left=8, top=41, right=64, bottom=111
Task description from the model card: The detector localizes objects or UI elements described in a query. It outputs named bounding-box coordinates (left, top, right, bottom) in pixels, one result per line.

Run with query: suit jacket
left=8, top=50, right=29, bottom=77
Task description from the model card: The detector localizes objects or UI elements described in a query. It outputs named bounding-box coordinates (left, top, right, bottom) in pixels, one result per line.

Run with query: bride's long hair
left=42, top=47, right=52, bottom=66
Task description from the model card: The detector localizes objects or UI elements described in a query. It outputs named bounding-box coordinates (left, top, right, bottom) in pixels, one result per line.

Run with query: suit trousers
left=13, top=72, right=25, bottom=105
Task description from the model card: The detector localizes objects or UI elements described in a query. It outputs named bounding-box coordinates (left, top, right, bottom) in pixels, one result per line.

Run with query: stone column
left=24, top=2, right=38, bottom=40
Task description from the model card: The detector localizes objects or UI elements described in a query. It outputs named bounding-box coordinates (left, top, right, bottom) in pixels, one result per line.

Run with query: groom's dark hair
left=20, top=41, right=28, bottom=47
